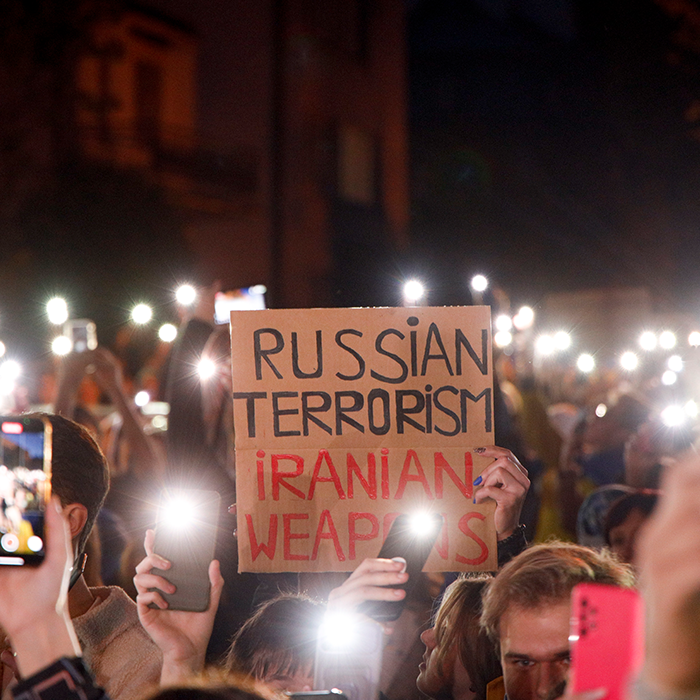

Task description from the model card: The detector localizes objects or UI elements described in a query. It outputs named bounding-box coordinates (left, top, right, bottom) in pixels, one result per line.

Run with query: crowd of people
left=1, top=285, right=700, bottom=700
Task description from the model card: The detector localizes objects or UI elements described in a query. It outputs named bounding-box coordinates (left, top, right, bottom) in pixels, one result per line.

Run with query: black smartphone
left=151, top=488, right=221, bottom=612
left=0, top=415, right=52, bottom=566
left=358, top=512, right=444, bottom=622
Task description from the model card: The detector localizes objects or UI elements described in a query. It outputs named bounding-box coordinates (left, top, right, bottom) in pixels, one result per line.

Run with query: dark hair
left=42, top=413, right=110, bottom=559
left=225, top=594, right=323, bottom=682
left=603, top=491, right=659, bottom=546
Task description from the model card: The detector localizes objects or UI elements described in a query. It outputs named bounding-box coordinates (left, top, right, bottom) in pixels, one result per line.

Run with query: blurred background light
left=175, top=284, right=197, bottom=306
left=131, top=304, right=153, bottom=325
left=639, top=331, right=657, bottom=351
left=403, top=279, right=425, bottom=304
left=661, top=404, right=685, bottom=427
left=494, top=330, right=513, bottom=348
left=46, top=298, right=68, bottom=325
left=158, top=323, right=178, bottom=343
left=495, top=314, right=513, bottom=332
left=554, top=330, right=571, bottom=351
left=667, top=355, right=683, bottom=372
left=659, top=330, right=676, bottom=350
left=620, top=351, right=639, bottom=371
left=470, top=274, right=488, bottom=293
left=51, top=336, right=72, bottom=356
left=535, top=334, right=555, bottom=356
left=661, top=370, right=677, bottom=386
left=577, top=353, right=595, bottom=373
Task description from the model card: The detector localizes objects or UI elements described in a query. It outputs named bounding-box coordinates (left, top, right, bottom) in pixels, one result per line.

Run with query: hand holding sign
left=472, top=446, right=530, bottom=540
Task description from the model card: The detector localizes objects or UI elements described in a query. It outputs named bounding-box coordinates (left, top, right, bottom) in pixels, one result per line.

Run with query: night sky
left=4, top=0, right=700, bottom=360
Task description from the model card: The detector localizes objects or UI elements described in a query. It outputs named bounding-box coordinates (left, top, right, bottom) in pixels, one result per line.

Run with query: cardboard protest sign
left=231, top=306, right=495, bottom=572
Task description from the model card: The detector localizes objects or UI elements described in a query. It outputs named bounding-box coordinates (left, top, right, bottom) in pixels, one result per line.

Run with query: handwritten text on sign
left=231, top=306, right=495, bottom=572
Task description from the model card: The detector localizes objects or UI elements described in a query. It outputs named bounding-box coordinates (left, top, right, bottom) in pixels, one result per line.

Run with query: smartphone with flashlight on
left=63, top=319, right=97, bottom=353
left=0, top=415, right=52, bottom=566
left=315, top=613, right=384, bottom=700
left=151, top=488, right=221, bottom=612
left=569, top=583, right=645, bottom=700
left=358, top=512, right=444, bottom=622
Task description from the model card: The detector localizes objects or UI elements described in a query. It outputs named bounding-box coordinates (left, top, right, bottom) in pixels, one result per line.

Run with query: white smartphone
left=314, top=614, right=383, bottom=700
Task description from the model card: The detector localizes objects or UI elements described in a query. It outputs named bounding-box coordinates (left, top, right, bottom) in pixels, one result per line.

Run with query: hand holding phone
left=134, top=528, right=224, bottom=682
left=569, top=583, right=644, bottom=700
left=357, top=512, right=444, bottom=622
left=151, top=489, right=221, bottom=612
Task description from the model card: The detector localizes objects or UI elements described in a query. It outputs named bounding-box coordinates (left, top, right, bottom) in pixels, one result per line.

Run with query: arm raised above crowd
left=637, top=450, right=700, bottom=695
left=134, top=530, right=224, bottom=686
left=0, top=498, right=81, bottom=680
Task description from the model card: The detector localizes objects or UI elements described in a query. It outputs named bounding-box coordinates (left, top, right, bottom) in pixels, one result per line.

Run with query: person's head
left=417, top=575, right=501, bottom=700
left=147, top=669, right=275, bottom=700
left=42, top=413, right=110, bottom=562
left=481, top=542, right=634, bottom=700
left=225, top=594, right=324, bottom=693
left=604, top=490, right=659, bottom=565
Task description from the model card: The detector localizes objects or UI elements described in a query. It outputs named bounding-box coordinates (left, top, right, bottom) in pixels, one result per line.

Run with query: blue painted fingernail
left=473, top=475, right=483, bottom=486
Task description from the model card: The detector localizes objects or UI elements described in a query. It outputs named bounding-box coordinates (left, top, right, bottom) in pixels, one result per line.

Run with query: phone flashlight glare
left=159, top=495, right=198, bottom=531
left=409, top=511, right=439, bottom=537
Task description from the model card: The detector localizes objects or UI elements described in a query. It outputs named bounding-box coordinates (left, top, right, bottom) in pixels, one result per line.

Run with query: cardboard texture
left=230, top=306, right=495, bottom=572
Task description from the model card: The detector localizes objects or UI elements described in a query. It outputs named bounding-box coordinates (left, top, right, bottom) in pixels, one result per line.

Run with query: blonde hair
left=481, top=541, right=635, bottom=642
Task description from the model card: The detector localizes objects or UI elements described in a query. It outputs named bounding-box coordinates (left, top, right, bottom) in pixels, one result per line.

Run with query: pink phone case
left=570, top=583, right=645, bottom=700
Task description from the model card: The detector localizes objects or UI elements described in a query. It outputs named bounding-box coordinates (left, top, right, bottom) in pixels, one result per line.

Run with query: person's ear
left=61, top=503, right=89, bottom=543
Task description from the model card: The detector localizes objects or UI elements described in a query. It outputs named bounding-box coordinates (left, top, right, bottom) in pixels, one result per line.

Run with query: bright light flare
left=689, top=331, right=700, bottom=347
left=51, top=336, right=72, bottom=356
left=249, top=284, right=267, bottom=295
left=131, top=304, right=153, bottom=325
left=577, top=354, right=595, bottom=373
left=661, top=370, right=677, bottom=386
left=513, top=306, right=535, bottom=330
left=661, top=405, right=686, bottom=428
left=159, top=496, right=198, bottom=531
left=403, top=279, right=425, bottom=304
left=595, top=403, right=607, bottom=418
left=668, top=355, right=683, bottom=373
left=158, top=323, right=177, bottom=343
left=409, top=511, right=439, bottom=537
left=135, top=390, right=150, bottom=407
left=494, top=330, right=513, bottom=348
left=470, top=274, right=488, bottom=293
left=659, top=331, right=677, bottom=350
left=620, top=351, right=639, bottom=371
left=495, top=315, right=513, bottom=332
left=639, top=331, right=657, bottom=352
left=554, top=331, right=571, bottom=351
left=175, top=285, right=197, bottom=306
left=535, top=335, right=555, bottom=356
left=0, top=360, right=20, bottom=397
left=685, top=400, right=698, bottom=419
left=318, top=610, right=361, bottom=649
left=198, top=358, right=216, bottom=381
left=46, top=298, right=68, bottom=325
left=0, top=341, right=5, bottom=358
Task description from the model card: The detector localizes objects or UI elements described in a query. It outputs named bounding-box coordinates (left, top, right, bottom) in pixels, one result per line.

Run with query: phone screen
left=0, top=416, right=52, bottom=566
